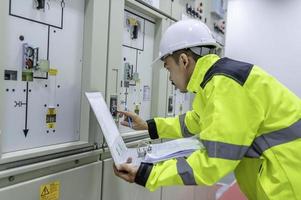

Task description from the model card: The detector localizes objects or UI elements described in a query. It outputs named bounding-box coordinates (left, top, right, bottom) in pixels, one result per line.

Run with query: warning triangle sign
left=41, top=186, right=50, bottom=197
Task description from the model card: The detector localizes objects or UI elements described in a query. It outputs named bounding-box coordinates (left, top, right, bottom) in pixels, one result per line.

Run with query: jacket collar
left=187, top=54, right=220, bottom=93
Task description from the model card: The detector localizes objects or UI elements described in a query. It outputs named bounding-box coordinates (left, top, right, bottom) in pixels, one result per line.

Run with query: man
left=114, top=19, right=301, bottom=200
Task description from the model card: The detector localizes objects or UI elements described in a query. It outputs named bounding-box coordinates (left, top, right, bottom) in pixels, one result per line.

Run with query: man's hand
left=118, top=111, right=148, bottom=130
left=113, top=158, right=139, bottom=183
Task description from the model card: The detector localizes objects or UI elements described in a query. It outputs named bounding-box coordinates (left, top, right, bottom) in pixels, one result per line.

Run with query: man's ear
left=179, top=53, right=189, bottom=69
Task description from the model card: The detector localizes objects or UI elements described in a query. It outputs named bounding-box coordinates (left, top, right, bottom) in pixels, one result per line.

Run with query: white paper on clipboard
left=85, top=92, right=204, bottom=167
left=85, top=92, right=129, bottom=165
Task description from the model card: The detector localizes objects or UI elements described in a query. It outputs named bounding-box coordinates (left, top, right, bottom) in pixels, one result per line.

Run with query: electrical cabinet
left=106, top=0, right=177, bottom=136
left=170, top=0, right=226, bottom=47
left=0, top=0, right=109, bottom=163
left=117, top=8, right=156, bottom=133
left=2, top=0, right=84, bottom=153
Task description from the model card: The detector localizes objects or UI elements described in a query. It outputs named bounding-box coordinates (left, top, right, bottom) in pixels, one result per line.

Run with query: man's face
left=163, top=54, right=190, bottom=93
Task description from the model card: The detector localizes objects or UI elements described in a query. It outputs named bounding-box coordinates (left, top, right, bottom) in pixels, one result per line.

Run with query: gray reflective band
left=202, top=140, right=249, bottom=160
left=179, top=114, right=194, bottom=138
left=246, top=119, right=301, bottom=158
left=176, top=157, right=197, bottom=185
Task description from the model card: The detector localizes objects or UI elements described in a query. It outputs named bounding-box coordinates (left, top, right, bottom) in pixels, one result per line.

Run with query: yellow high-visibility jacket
left=134, top=54, right=301, bottom=200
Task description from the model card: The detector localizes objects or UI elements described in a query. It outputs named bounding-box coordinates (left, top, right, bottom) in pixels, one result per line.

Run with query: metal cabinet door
left=0, top=161, right=102, bottom=200
left=102, top=158, right=161, bottom=200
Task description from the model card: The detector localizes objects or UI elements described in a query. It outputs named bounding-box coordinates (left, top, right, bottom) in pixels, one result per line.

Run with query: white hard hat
left=154, top=19, right=218, bottom=62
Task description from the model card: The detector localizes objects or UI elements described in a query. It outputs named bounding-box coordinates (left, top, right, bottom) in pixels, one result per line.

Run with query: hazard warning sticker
left=40, top=181, right=60, bottom=200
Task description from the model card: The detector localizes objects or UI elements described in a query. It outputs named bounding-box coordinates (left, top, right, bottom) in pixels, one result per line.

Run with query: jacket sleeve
left=146, top=110, right=201, bottom=139
left=136, top=77, right=263, bottom=191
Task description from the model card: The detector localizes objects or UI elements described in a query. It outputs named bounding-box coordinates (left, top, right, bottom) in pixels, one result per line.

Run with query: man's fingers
left=117, top=172, right=132, bottom=182
left=118, top=163, right=129, bottom=172
left=113, top=164, right=133, bottom=182
left=120, top=121, right=129, bottom=127
left=118, top=110, right=136, bottom=118
left=118, top=163, right=134, bottom=173
left=126, top=157, right=133, bottom=163
left=113, top=169, right=131, bottom=182
left=112, top=162, right=138, bottom=183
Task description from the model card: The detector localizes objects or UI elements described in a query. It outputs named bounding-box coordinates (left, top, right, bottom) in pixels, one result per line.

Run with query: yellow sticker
left=47, top=108, right=56, bottom=115
left=46, top=108, right=57, bottom=129
left=40, top=181, right=60, bottom=200
left=127, top=18, right=138, bottom=26
left=47, top=123, right=55, bottom=129
left=48, top=68, right=58, bottom=76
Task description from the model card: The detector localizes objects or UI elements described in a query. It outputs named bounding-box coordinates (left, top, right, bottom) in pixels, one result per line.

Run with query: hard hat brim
left=151, top=56, right=163, bottom=67
left=151, top=42, right=220, bottom=67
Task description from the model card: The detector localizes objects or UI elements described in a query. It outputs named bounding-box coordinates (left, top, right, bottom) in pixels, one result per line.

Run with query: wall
left=225, top=0, right=301, bottom=97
